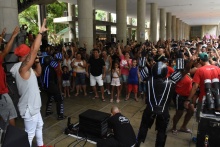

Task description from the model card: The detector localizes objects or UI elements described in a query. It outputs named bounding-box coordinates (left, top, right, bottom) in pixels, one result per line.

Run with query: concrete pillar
left=77, top=0, right=93, bottom=52
left=106, top=12, right=111, bottom=22
left=128, top=18, right=132, bottom=40
left=176, top=18, right=180, bottom=40
left=137, top=0, right=146, bottom=43
left=182, top=22, right=185, bottom=40
left=68, top=3, right=76, bottom=42
left=0, top=0, right=19, bottom=33
left=93, top=9, right=96, bottom=43
left=37, top=5, right=47, bottom=30
left=172, top=15, right=176, bottom=40
left=166, top=12, right=171, bottom=40
left=179, top=20, right=182, bottom=40
left=128, top=28, right=132, bottom=40
left=106, top=12, right=111, bottom=42
left=150, top=3, right=158, bottom=43
left=106, top=25, right=111, bottom=42
left=159, top=8, right=165, bottom=41
left=116, top=0, right=127, bottom=45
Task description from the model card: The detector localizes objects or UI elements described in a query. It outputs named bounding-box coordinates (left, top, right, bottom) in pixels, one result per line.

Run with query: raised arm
left=118, top=44, right=123, bottom=56
left=0, top=27, right=19, bottom=59
left=19, top=19, right=48, bottom=75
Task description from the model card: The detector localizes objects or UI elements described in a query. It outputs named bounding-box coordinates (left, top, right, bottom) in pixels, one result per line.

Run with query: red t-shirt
left=193, top=65, right=220, bottom=102
left=166, top=66, right=174, bottom=78
left=175, top=74, right=192, bottom=96
left=120, top=55, right=132, bottom=76
left=0, top=56, right=9, bottom=94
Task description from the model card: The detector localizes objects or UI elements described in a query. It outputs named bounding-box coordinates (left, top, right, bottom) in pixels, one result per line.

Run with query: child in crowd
left=110, top=62, right=121, bottom=103
left=62, top=66, right=70, bottom=98
left=126, top=59, right=141, bottom=102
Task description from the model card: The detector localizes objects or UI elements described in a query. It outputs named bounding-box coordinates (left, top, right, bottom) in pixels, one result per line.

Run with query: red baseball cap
left=14, top=44, right=30, bottom=57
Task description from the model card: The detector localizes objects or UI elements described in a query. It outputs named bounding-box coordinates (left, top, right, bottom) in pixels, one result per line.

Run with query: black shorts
left=173, top=94, right=187, bottom=110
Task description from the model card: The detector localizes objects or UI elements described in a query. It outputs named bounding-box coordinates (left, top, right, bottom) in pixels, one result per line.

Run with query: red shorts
left=128, top=84, right=138, bottom=93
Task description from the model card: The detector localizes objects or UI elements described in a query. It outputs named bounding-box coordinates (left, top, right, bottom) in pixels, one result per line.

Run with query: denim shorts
left=0, top=93, right=17, bottom=121
left=75, top=73, right=86, bottom=85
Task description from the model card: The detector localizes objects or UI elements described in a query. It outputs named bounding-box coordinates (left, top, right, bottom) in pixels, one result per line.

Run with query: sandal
left=75, top=93, right=79, bottom=96
left=179, top=128, right=192, bottom=134
left=172, top=129, right=178, bottom=135
left=92, top=96, right=99, bottom=100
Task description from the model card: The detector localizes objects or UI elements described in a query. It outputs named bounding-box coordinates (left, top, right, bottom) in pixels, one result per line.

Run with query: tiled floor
left=16, top=92, right=197, bottom=147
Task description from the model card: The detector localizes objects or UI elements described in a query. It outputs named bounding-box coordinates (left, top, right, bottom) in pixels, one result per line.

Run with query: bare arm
left=0, top=27, right=19, bottom=59
left=118, top=44, right=123, bottom=56
left=184, top=82, right=199, bottom=109
left=19, top=19, right=48, bottom=77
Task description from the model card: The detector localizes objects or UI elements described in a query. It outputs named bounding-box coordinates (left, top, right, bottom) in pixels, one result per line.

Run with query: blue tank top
left=128, top=66, right=138, bottom=84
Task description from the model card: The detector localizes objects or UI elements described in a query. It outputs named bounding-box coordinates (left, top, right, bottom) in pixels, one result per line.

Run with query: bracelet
left=38, top=32, right=44, bottom=36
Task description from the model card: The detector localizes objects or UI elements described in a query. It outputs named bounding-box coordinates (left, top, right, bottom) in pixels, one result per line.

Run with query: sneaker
left=107, top=90, right=111, bottom=95
left=57, top=115, right=67, bottom=120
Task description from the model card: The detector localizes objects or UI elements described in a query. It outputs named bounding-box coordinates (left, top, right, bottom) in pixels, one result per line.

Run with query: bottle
left=212, top=78, right=220, bottom=111
left=204, top=79, right=214, bottom=110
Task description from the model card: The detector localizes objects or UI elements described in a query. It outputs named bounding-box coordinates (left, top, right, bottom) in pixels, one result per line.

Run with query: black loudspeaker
left=79, top=109, right=111, bottom=138
left=197, top=113, right=220, bottom=147
left=0, top=122, right=30, bottom=147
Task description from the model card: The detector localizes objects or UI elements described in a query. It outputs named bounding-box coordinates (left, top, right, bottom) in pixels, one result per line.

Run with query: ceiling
left=58, top=0, right=220, bottom=25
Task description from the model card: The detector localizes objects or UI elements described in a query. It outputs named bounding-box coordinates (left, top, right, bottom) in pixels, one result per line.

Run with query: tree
left=19, top=1, right=68, bottom=35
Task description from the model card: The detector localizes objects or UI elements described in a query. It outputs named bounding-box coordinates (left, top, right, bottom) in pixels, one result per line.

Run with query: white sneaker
left=107, top=90, right=111, bottom=95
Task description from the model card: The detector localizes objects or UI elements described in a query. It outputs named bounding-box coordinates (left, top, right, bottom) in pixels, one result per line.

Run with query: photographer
left=97, top=106, right=136, bottom=147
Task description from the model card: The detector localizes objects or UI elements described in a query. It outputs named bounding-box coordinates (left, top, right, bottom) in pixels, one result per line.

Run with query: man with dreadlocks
left=42, top=52, right=66, bottom=120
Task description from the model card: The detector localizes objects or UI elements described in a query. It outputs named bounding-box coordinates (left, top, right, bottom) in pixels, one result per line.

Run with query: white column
left=77, top=0, right=93, bottom=53
left=159, top=8, right=165, bottom=41
left=116, top=0, right=127, bottom=45
left=179, top=20, right=182, bottom=40
left=176, top=18, right=180, bottom=40
left=0, top=0, right=19, bottom=33
left=68, top=3, right=76, bottom=42
left=166, top=12, right=171, bottom=40
left=150, top=3, right=158, bottom=43
left=137, top=0, right=146, bottom=43
left=172, top=15, right=176, bottom=40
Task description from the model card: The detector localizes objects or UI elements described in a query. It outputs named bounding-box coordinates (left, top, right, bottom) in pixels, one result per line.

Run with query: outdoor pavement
left=15, top=91, right=197, bottom=147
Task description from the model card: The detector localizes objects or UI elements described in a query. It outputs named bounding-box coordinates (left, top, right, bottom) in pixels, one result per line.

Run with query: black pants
left=97, top=137, right=135, bottom=147
left=46, top=93, right=64, bottom=116
left=137, top=108, right=170, bottom=147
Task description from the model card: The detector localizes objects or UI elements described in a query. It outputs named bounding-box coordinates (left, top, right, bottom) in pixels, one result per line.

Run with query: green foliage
left=19, top=5, right=38, bottom=34
left=18, top=1, right=68, bottom=35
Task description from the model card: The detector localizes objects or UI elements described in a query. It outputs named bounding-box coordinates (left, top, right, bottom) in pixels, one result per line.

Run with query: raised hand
left=12, top=27, right=20, bottom=38
left=1, top=28, right=6, bottom=37
left=39, top=19, right=48, bottom=33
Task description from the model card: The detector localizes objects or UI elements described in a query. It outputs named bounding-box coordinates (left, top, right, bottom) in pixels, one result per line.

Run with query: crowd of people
left=1, top=17, right=220, bottom=146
